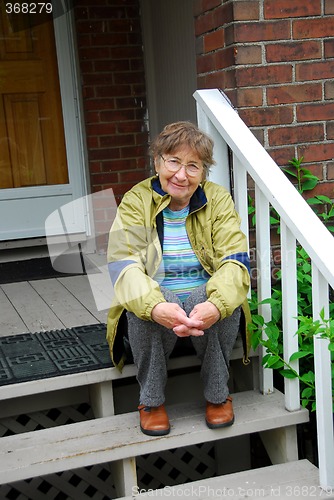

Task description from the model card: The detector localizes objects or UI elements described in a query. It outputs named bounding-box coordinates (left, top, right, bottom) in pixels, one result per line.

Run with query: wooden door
left=0, top=5, right=68, bottom=190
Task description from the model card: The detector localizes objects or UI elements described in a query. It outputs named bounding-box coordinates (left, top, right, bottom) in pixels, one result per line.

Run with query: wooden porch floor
left=0, top=275, right=108, bottom=338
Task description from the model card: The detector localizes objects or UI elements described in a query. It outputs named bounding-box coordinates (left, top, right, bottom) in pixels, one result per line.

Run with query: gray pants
left=126, top=285, right=241, bottom=407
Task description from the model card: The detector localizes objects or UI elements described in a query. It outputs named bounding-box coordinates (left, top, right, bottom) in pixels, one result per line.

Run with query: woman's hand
left=189, top=301, right=220, bottom=330
left=151, top=302, right=204, bottom=337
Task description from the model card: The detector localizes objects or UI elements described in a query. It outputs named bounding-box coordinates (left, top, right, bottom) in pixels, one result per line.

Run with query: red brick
left=203, top=29, right=225, bottom=52
left=119, top=170, right=150, bottom=183
left=296, top=61, right=334, bottom=81
left=114, top=72, right=144, bottom=85
left=264, top=0, right=321, bottom=18
left=91, top=172, right=119, bottom=186
left=86, top=111, right=101, bottom=124
left=297, top=102, right=334, bottom=122
left=195, top=11, right=216, bottom=36
left=233, top=1, right=260, bottom=21
left=325, top=82, right=334, bottom=100
left=236, top=88, right=263, bottom=107
left=203, top=0, right=222, bottom=11
left=293, top=18, right=334, bottom=39
left=239, top=106, right=293, bottom=127
left=109, top=46, right=142, bottom=59
left=266, top=41, right=321, bottom=63
left=89, top=148, right=121, bottom=161
left=95, top=85, right=132, bottom=98
left=216, top=47, right=235, bottom=70
left=94, top=60, right=129, bottom=73
left=233, top=21, right=290, bottom=43
left=86, top=123, right=117, bottom=136
left=324, top=40, right=334, bottom=58
left=80, top=47, right=110, bottom=60
left=76, top=20, right=110, bottom=33
left=100, top=134, right=134, bottom=148
left=235, top=45, right=262, bottom=64
left=237, top=64, right=292, bottom=86
left=267, top=147, right=296, bottom=166
left=325, top=0, right=334, bottom=15
left=268, top=124, right=324, bottom=146
left=117, top=121, right=144, bottom=134
left=120, top=146, right=146, bottom=159
left=87, top=136, right=99, bottom=149
left=267, top=83, right=322, bottom=104
left=197, top=53, right=216, bottom=74
left=297, top=143, right=334, bottom=162
left=88, top=6, right=128, bottom=19
left=326, top=122, right=334, bottom=140
left=85, top=99, right=115, bottom=111
left=90, top=33, right=128, bottom=46
left=307, top=181, right=334, bottom=199
left=328, top=163, right=334, bottom=180
left=251, top=128, right=265, bottom=145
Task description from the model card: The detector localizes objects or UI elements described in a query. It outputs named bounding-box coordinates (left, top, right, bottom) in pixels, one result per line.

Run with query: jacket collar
left=151, top=177, right=207, bottom=214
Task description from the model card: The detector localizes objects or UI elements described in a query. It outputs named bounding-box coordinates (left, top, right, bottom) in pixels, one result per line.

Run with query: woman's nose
left=174, top=165, right=187, bottom=180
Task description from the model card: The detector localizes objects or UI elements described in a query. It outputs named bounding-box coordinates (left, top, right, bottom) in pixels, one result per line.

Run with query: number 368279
left=5, top=3, right=53, bottom=14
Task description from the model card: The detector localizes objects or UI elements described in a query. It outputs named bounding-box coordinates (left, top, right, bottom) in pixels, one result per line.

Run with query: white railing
left=194, top=89, right=334, bottom=489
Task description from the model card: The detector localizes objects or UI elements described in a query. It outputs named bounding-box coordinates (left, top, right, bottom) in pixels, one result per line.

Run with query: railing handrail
left=194, top=89, right=334, bottom=289
left=194, top=88, right=334, bottom=490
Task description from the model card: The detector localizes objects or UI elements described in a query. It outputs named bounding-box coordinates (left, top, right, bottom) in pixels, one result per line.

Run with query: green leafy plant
left=250, top=307, right=334, bottom=412
left=283, top=156, right=318, bottom=194
left=249, top=157, right=334, bottom=412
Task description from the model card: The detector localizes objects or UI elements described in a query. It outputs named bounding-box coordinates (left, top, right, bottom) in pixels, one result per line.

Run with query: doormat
left=0, top=256, right=85, bottom=284
left=0, top=323, right=112, bottom=386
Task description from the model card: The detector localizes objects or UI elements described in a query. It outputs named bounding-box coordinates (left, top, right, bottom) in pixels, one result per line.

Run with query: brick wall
left=73, top=0, right=149, bottom=249
left=195, top=0, right=334, bottom=200
left=74, top=0, right=149, bottom=194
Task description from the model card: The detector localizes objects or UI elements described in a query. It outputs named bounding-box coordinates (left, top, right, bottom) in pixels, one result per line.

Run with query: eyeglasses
left=160, top=155, right=203, bottom=177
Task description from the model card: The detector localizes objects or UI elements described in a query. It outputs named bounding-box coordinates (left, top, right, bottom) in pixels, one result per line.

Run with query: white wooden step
left=119, top=459, right=329, bottom=499
left=0, top=389, right=308, bottom=485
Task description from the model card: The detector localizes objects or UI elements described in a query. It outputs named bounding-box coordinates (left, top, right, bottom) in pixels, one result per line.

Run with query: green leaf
left=262, top=353, right=272, bottom=366
left=300, top=371, right=315, bottom=383
left=280, top=369, right=298, bottom=379
left=266, top=355, right=281, bottom=367
left=312, top=194, right=332, bottom=204
left=270, top=360, right=285, bottom=370
left=289, top=351, right=310, bottom=362
left=302, top=387, right=314, bottom=399
left=282, top=167, right=298, bottom=179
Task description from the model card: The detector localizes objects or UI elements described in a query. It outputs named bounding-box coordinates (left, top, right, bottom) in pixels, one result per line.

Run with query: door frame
left=0, top=8, right=90, bottom=241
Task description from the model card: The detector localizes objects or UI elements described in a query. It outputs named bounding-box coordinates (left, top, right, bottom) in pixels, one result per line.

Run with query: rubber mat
left=0, top=324, right=112, bottom=386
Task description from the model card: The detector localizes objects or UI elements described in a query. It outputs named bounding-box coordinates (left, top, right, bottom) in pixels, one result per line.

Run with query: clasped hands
left=151, top=301, right=220, bottom=337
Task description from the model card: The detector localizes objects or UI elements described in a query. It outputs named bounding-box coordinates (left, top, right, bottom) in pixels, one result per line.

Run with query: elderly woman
left=107, top=121, right=250, bottom=436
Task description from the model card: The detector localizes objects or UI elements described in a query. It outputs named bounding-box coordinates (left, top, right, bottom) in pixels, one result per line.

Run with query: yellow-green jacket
left=107, top=176, right=251, bottom=370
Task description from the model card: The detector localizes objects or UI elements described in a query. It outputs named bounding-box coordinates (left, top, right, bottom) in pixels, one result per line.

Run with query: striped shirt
left=154, top=205, right=210, bottom=302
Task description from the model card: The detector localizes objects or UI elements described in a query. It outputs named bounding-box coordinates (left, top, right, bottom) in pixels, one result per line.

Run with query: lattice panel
left=137, top=442, right=217, bottom=490
left=0, top=405, right=217, bottom=499
left=0, top=404, right=116, bottom=500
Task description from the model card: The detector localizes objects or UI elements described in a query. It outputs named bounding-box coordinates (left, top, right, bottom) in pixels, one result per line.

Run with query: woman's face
left=154, top=144, right=204, bottom=211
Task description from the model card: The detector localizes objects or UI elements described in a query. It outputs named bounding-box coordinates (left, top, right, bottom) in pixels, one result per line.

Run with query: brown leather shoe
left=138, top=404, right=170, bottom=436
left=205, top=396, right=234, bottom=429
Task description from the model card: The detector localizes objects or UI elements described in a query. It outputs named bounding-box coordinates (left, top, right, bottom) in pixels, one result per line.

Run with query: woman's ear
left=154, top=156, right=161, bottom=176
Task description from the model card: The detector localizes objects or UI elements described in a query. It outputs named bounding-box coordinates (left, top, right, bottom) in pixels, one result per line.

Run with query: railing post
left=196, top=102, right=231, bottom=192
left=312, top=264, right=334, bottom=490
left=255, top=186, right=274, bottom=394
left=280, top=222, right=300, bottom=411
left=233, top=154, right=249, bottom=245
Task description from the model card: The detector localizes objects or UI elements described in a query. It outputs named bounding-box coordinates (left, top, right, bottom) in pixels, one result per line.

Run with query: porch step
left=0, top=389, right=308, bottom=486
left=119, top=459, right=326, bottom=499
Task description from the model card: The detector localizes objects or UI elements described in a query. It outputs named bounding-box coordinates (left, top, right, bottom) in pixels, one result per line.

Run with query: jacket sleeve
left=205, top=189, right=250, bottom=319
left=107, top=190, right=166, bottom=320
